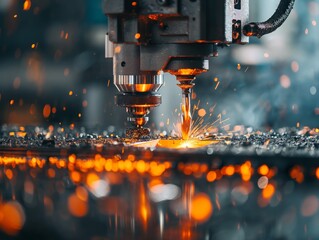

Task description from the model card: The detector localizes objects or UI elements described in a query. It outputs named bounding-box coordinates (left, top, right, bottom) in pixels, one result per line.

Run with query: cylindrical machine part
left=114, top=74, right=164, bottom=93
left=112, top=43, right=164, bottom=130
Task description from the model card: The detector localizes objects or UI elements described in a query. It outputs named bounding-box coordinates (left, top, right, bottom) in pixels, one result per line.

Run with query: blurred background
left=0, top=0, right=318, bottom=131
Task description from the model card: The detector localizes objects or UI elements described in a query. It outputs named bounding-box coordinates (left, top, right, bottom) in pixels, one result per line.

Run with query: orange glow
left=127, top=154, right=135, bottom=161
left=150, top=163, right=165, bottom=176
left=47, top=168, right=56, bottom=178
left=224, top=165, right=235, bottom=176
left=75, top=186, right=88, bottom=202
left=148, top=179, right=163, bottom=188
left=198, top=108, right=206, bottom=117
left=141, top=205, right=148, bottom=223
left=206, top=171, right=217, bottom=182
left=240, top=161, right=252, bottom=181
left=135, top=33, right=141, bottom=39
left=157, top=139, right=218, bottom=149
left=258, top=164, right=269, bottom=176
left=70, top=123, right=75, bottom=130
left=136, top=160, right=146, bottom=173
left=316, top=167, right=319, bottom=179
left=68, top=194, right=88, bottom=218
left=86, top=172, right=100, bottom=187
left=0, top=201, right=25, bottom=236
left=48, top=125, right=54, bottom=132
left=68, top=154, right=76, bottom=163
left=114, top=46, right=121, bottom=54
left=23, top=0, right=31, bottom=11
left=70, top=171, right=81, bottom=183
left=5, top=169, right=13, bottom=180
left=29, top=104, right=36, bottom=115
left=190, top=193, right=213, bottom=222
left=31, top=43, right=36, bottom=49
left=16, top=132, right=26, bottom=138
left=177, top=68, right=196, bottom=75
left=132, top=1, right=137, bottom=6
left=69, top=90, right=73, bottom=96
left=43, top=104, right=51, bottom=118
left=262, top=183, right=275, bottom=199
left=124, top=160, right=133, bottom=173
left=10, top=99, right=14, bottom=105
left=290, top=166, right=304, bottom=183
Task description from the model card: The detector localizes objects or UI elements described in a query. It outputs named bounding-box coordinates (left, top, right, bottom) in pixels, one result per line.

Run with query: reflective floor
left=0, top=127, right=319, bottom=240
left=1, top=127, right=319, bottom=239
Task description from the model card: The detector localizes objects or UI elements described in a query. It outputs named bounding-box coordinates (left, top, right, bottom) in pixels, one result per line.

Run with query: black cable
left=243, top=0, right=296, bottom=38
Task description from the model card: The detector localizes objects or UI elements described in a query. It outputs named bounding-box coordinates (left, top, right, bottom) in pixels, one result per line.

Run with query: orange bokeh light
left=262, top=183, right=275, bottom=199
left=68, top=194, right=88, bottom=218
left=135, top=33, right=141, bottom=39
left=206, top=171, right=217, bottom=182
left=86, top=172, right=100, bottom=187
left=258, top=164, right=269, bottom=176
left=43, top=104, right=51, bottom=118
left=0, top=201, right=25, bottom=235
left=23, top=0, right=31, bottom=11
left=190, top=193, right=213, bottom=222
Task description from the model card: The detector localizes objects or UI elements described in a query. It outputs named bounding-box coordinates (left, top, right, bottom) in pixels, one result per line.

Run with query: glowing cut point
left=157, top=139, right=218, bottom=149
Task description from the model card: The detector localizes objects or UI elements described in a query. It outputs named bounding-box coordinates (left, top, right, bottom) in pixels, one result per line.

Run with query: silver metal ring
left=114, top=74, right=164, bottom=93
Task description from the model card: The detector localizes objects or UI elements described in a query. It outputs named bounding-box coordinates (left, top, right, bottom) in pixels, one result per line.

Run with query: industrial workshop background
left=0, top=0, right=318, bottom=130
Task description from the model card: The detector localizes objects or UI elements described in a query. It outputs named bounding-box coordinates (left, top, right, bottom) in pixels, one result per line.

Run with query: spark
left=214, top=81, right=220, bottom=90
left=173, top=101, right=229, bottom=140
left=135, top=33, right=141, bottom=39
left=23, top=0, right=31, bottom=11
left=305, top=28, right=309, bottom=35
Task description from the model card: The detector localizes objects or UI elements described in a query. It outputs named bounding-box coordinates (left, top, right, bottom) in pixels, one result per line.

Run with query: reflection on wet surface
left=1, top=127, right=319, bottom=239
left=1, top=149, right=319, bottom=240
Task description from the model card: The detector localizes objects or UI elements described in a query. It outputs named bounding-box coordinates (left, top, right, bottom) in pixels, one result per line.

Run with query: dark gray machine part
left=104, top=0, right=295, bottom=134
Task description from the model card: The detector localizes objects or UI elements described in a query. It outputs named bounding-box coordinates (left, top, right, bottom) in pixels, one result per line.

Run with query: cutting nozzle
left=114, top=74, right=163, bottom=135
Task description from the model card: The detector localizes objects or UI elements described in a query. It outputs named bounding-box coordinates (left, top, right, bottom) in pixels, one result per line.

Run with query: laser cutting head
left=104, top=0, right=295, bottom=135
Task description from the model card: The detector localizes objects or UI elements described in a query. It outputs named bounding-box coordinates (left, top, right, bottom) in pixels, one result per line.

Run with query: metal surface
left=1, top=127, right=319, bottom=239
left=114, top=74, right=164, bottom=93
